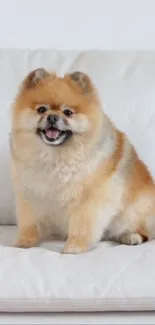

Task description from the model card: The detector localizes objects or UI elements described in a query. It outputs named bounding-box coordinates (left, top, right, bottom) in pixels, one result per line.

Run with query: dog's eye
left=63, top=109, right=73, bottom=117
left=37, top=106, right=48, bottom=114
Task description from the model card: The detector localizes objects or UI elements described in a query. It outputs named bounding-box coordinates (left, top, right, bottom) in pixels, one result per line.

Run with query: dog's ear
left=66, top=71, right=93, bottom=95
left=22, top=68, right=50, bottom=89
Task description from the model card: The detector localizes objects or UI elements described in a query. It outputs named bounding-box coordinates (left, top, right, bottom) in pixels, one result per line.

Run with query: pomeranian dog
left=10, top=68, right=155, bottom=253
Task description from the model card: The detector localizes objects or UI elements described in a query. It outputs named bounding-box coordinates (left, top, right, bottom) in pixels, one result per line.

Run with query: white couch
left=1, top=49, right=155, bottom=323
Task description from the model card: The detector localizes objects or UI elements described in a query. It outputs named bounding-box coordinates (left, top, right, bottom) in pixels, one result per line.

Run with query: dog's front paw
left=62, top=237, right=89, bottom=254
left=14, top=226, right=40, bottom=248
left=14, top=236, right=38, bottom=248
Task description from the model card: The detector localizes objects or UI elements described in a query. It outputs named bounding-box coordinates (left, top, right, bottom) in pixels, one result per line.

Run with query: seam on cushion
left=0, top=298, right=155, bottom=313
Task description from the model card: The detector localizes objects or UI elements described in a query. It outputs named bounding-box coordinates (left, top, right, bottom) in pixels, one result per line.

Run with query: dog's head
left=13, top=68, right=102, bottom=146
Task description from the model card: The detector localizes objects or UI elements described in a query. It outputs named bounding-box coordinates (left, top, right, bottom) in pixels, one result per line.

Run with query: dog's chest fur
left=16, top=142, right=105, bottom=235
left=20, top=156, right=80, bottom=211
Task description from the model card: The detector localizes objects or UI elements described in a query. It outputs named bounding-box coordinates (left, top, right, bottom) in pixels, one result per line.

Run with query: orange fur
left=10, top=68, right=155, bottom=253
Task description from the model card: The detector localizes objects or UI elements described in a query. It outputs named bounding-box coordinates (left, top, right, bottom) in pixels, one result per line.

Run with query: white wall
left=0, top=0, right=155, bottom=50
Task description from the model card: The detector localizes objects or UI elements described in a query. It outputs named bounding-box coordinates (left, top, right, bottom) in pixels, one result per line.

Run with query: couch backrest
left=1, top=50, right=155, bottom=224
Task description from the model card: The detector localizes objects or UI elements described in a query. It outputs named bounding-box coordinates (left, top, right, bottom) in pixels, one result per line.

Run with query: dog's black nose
left=47, top=114, right=59, bottom=124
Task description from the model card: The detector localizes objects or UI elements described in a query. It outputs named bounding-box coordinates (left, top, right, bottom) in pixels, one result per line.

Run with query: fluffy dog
left=10, top=68, right=155, bottom=253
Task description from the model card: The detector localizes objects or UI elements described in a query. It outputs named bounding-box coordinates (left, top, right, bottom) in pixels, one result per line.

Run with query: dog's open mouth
left=44, top=127, right=64, bottom=142
left=37, top=126, right=72, bottom=145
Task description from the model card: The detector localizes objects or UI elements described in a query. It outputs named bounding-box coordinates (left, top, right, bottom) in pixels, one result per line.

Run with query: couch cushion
left=0, top=225, right=154, bottom=312
left=1, top=50, right=155, bottom=224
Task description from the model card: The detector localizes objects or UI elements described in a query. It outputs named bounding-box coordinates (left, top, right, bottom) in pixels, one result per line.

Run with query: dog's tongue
left=46, top=128, right=60, bottom=139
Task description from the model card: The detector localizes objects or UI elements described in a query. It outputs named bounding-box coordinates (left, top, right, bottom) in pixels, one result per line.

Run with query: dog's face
left=13, top=68, right=102, bottom=146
